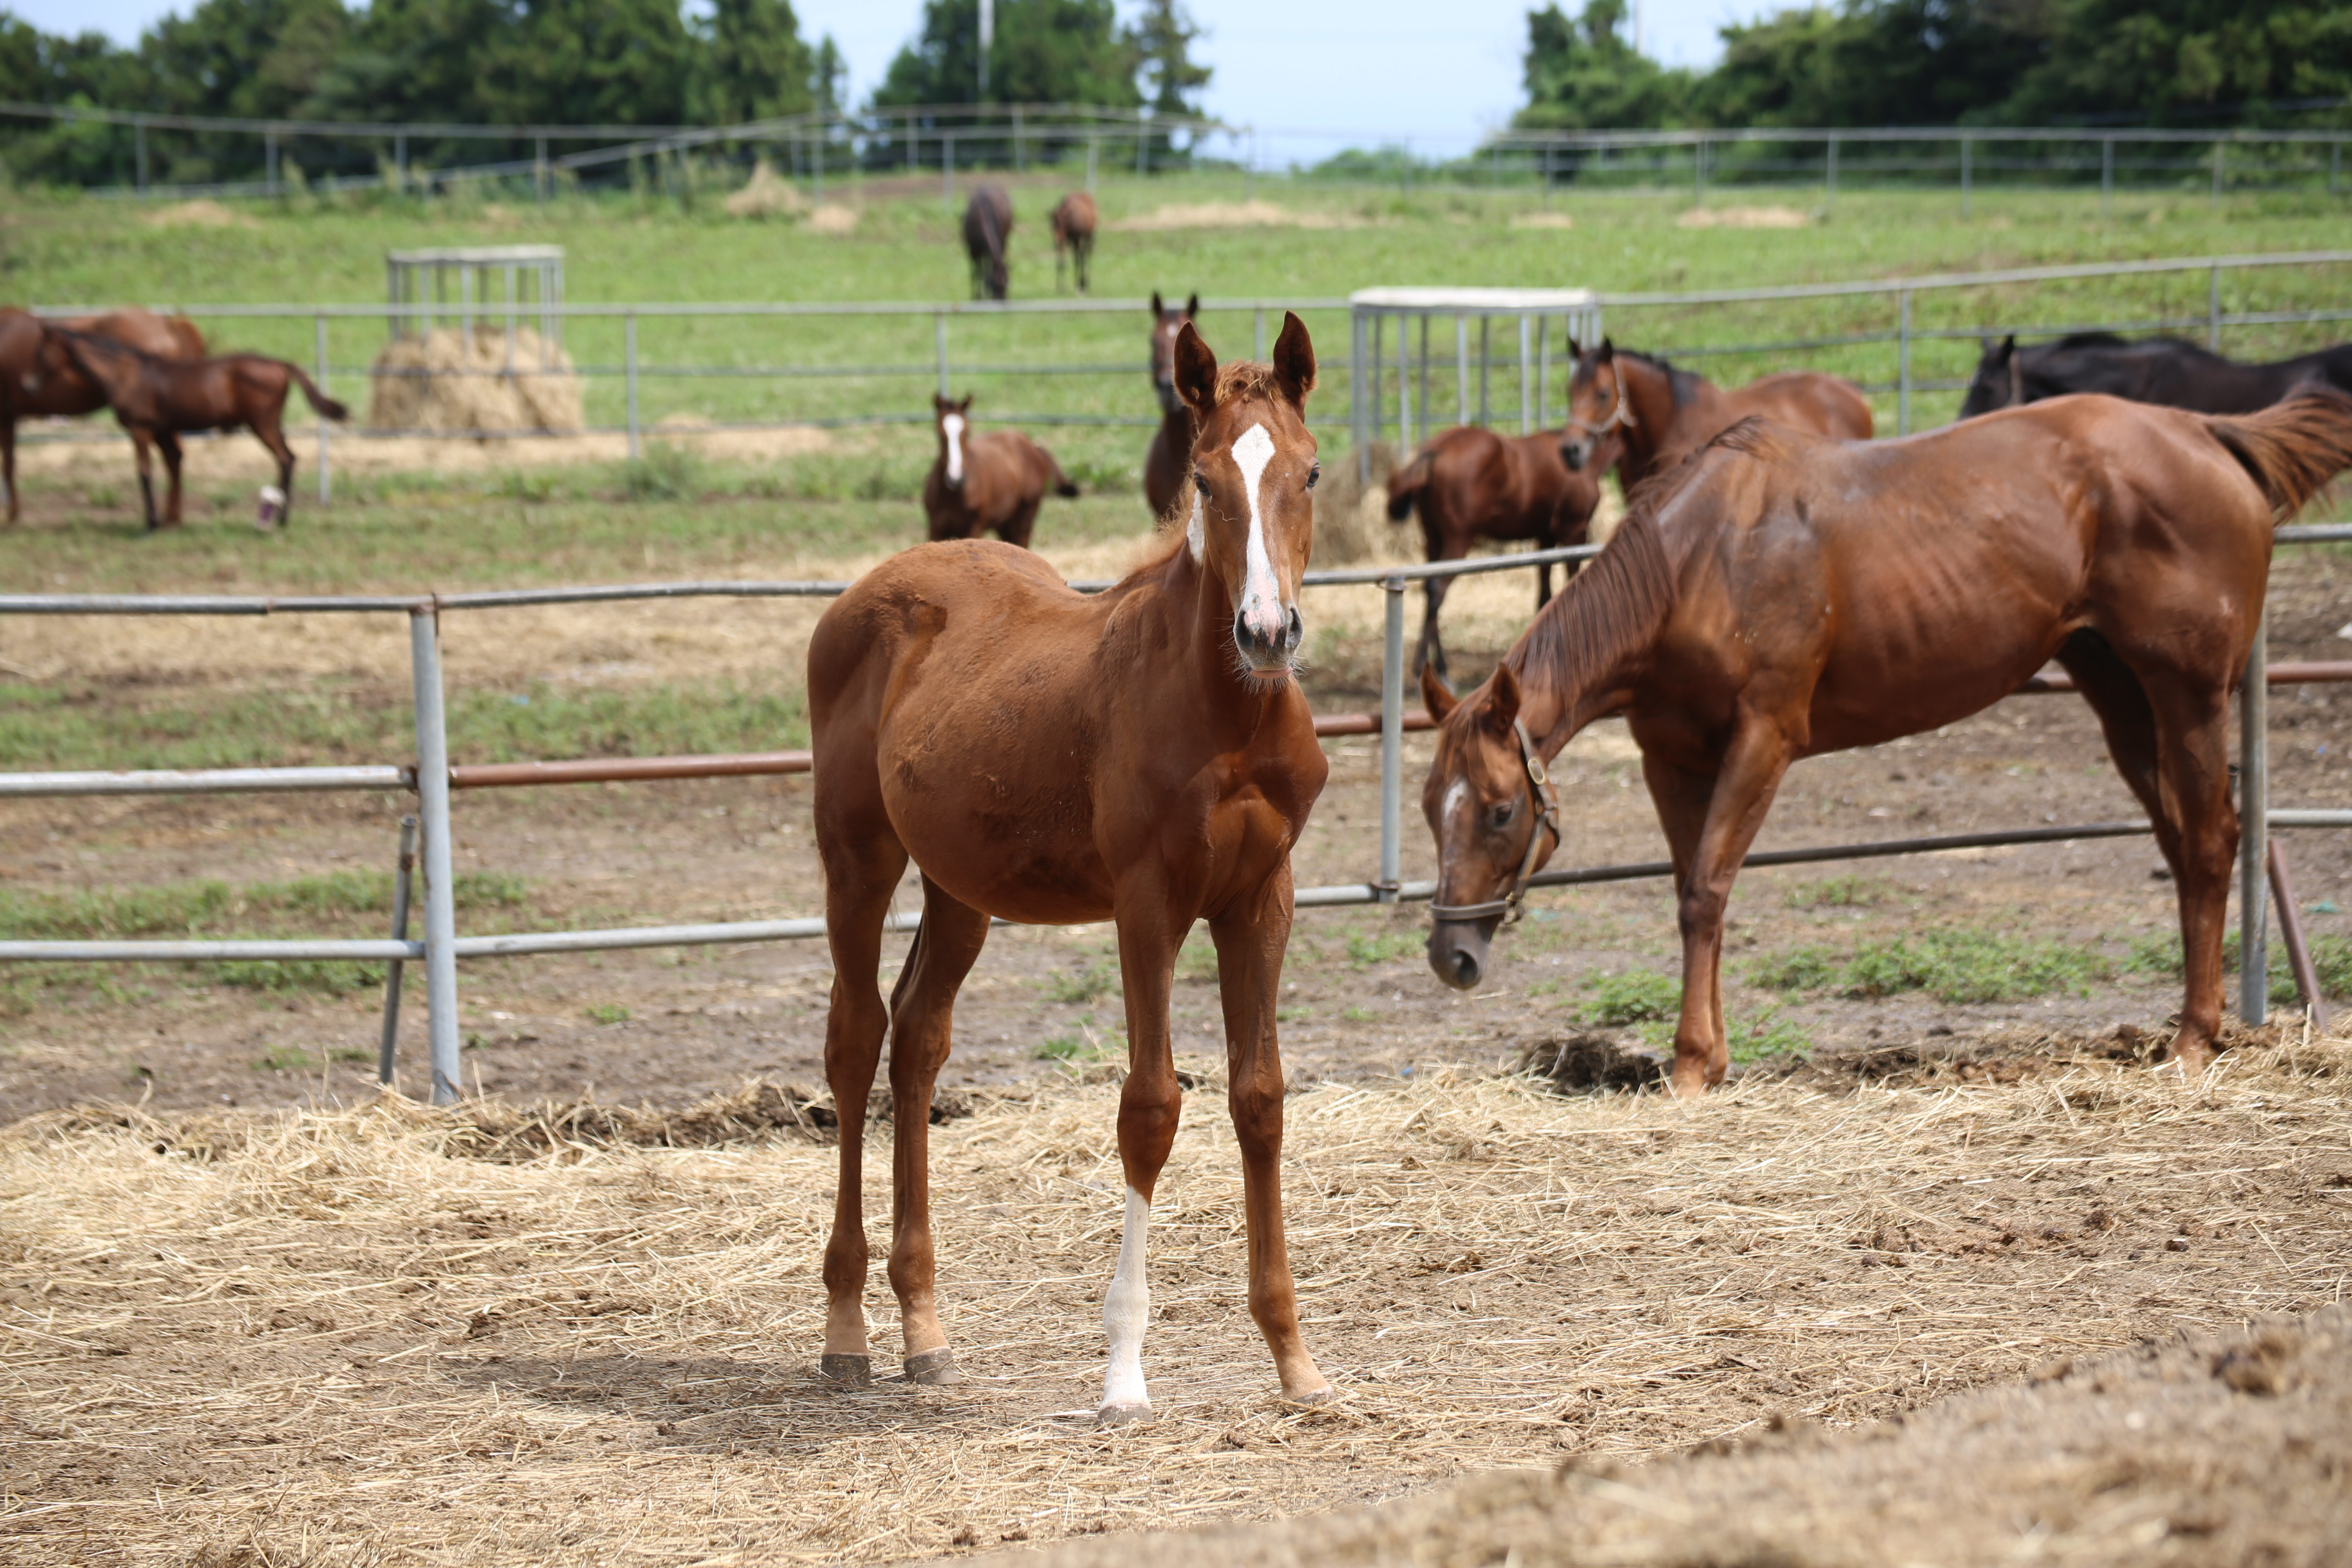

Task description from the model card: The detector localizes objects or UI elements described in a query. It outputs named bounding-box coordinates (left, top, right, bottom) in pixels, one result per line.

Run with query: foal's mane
left=1609, top=347, right=1703, bottom=410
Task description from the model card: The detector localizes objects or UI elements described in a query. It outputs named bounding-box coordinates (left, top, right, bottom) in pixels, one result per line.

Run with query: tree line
left=1519, top=0, right=2352, bottom=131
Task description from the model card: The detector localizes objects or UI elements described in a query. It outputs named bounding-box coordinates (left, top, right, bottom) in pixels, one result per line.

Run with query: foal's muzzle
left=1233, top=603, right=1304, bottom=673
left=1559, top=436, right=1590, bottom=471
left=1428, top=917, right=1499, bottom=991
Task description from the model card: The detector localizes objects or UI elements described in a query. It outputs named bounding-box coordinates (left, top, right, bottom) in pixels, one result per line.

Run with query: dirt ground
left=4, top=543, right=2351, bottom=1123
left=0, top=1033, right=2346, bottom=1565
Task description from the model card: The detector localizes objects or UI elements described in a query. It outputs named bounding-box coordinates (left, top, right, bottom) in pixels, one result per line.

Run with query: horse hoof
left=1284, top=1384, right=1339, bottom=1408
left=904, top=1348, right=965, bottom=1386
left=818, top=1353, right=873, bottom=1387
left=1097, top=1402, right=1154, bottom=1427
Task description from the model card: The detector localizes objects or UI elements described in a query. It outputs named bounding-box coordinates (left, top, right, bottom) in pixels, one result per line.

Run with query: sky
left=9, top=0, right=1771, bottom=162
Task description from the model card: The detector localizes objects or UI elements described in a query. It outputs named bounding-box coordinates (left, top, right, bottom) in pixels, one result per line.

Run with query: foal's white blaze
left=1100, top=1185, right=1152, bottom=1412
left=941, top=413, right=967, bottom=485
left=1231, top=423, right=1285, bottom=645
left=1186, top=487, right=1205, bottom=565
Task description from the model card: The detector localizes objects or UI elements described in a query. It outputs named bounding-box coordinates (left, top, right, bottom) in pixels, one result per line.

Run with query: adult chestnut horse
left=1051, top=192, right=1098, bottom=294
left=1422, top=390, right=2352, bottom=1097
left=1142, top=290, right=1199, bottom=521
left=808, top=314, right=1332, bottom=1421
left=920, top=393, right=1079, bottom=548
left=1960, top=332, right=2352, bottom=417
left=1385, top=423, right=1617, bottom=681
left=30, top=327, right=347, bottom=530
left=1559, top=339, right=1873, bottom=488
left=962, top=184, right=1014, bottom=301
left=0, top=306, right=206, bottom=523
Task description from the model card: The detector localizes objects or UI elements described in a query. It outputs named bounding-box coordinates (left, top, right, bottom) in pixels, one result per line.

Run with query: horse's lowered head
left=1149, top=291, right=1200, bottom=418
left=1957, top=334, right=2021, bottom=419
left=1419, top=662, right=1560, bottom=991
left=1561, top=338, right=1637, bottom=470
left=932, top=393, right=976, bottom=492
left=1172, top=310, right=1318, bottom=681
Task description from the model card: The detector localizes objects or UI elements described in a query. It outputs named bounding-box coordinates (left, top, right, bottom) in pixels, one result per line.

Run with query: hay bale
left=724, top=160, right=810, bottom=220
left=808, top=203, right=859, bottom=234
left=367, top=325, right=584, bottom=435
left=1309, top=440, right=1398, bottom=566
left=141, top=200, right=258, bottom=230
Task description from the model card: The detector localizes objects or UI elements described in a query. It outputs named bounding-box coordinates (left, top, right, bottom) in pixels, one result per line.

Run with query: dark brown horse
left=807, top=314, right=1332, bottom=1421
left=1421, top=390, right=2352, bottom=1096
left=1960, top=332, right=2352, bottom=418
left=1051, top=192, right=1098, bottom=295
left=1142, top=290, right=1200, bottom=522
left=962, top=184, right=1015, bottom=301
left=1560, top=339, right=1873, bottom=488
left=921, top=393, right=1078, bottom=549
left=0, top=306, right=207, bottom=523
left=1385, top=423, right=1618, bottom=681
left=30, top=327, right=347, bottom=530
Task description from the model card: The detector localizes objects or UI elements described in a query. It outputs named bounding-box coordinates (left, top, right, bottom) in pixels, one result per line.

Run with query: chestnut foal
left=1559, top=338, right=1872, bottom=489
left=1141, top=290, right=1199, bottom=522
left=920, top=393, right=1079, bottom=549
left=808, top=313, right=1333, bottom=1422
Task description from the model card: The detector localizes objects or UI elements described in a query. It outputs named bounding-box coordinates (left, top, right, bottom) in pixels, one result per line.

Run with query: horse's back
left=1735, top=371, right=1873, bottom=439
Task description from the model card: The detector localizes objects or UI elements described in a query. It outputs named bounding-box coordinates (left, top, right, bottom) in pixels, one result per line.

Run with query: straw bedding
left=2, top=1030, right=2347, bottom=1565
left=367, top=327, right=585, bottom=435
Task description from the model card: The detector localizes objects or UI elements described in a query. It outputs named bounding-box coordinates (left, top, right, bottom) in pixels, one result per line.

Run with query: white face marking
left=941, top=412, right=966, bottom=485
left=1100, top=1186, right=1151, bottom=1412
left=1231, top=422, right=1282, bottom=640
left=1443, top=779, right=1470, bottom=824
left=1185, top=488, right=1204, bottom=564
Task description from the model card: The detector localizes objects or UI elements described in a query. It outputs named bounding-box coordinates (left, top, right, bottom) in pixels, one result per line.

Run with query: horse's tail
left=287, top=363, right=351, bottom=423
left=2203, top=386, right=2352, bottom=521
left=1386, top=447, right=1436, bottom=522
left=1047, top=452, right=1080, bottom=498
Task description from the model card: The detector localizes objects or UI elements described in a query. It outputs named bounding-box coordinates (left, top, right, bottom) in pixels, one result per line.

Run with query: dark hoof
left=818, top=1352, right=873, bottom=1387
left=904, top=1348, right=965, bottom=1386
left=1097, top=1402, right=1154, bottom=1427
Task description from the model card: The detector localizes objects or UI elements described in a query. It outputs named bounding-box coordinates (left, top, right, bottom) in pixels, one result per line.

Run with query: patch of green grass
left=2125, top=928, right=2352, bottom=1004
left=1044, top=960, right=1120, bottom=1007
left=618, top=442, right=705, bottom=502
left=1784, top=873, right=1893, bottom=909
left=1346, top=928, right=1421, bottom=969
left=0, top=870, right=523, bottom=940
left=584, top=1003, right=631, bottom=1025
left=1728, top=1005, right=1812, bottom=1065
left=1579, top=968, right=1681, bottom=1026
left=1342, top=1004, right=1376, bottom=1022
left=328, top=1046, right=374, bottom=1064
left=1036, top=1020, right=1122, bottom=1063
left=1751, top=925, right=2108, bottom=1005
left=253, top=1046, right=318, bottom=1072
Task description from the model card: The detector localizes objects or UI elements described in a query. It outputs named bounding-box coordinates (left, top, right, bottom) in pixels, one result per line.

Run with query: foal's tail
left=1048, top=453, right=1080, bottom=499
left=2204, top=386, right=2352, bottom=521
left=1386, top=447, right=1435, bottom=522
left=287, top=363, right=351, bottom=423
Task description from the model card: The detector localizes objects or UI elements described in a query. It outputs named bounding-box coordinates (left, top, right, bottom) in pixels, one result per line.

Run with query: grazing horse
left=30, top=327, right=347, bottom=530
left=1142, top=290, right=1200, bottom=521
left=807, top=313, right=1332, bottom=1422
left=1385, top=423, right=1617, bottom=682
left=1421, top=390, right=2352, bottom=1097
left=921, top=394, right=1080, bottom=549
left=1959, top=332, right=2352, bottom=418
left=0, top=306, right=206, bottom=524
left=1051, top=192, right=1099, bottom=294
left=1559, top=339, right=1873, bottom=489
left=962, top=185, right=1015, bottom=301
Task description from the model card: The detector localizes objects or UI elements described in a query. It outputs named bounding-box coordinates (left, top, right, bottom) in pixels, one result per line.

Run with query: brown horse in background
left=921, top=393, right=1078, bottom=549
left=962, top=185, right=1015, bottom=301
left=0, top=306, right=206, bottom=523
left=1423, top=390, right=2352, bottom=1096
left=1560, top=339, right=1873, bottom=488
left=1385, top=423, right=1619, bottom=681
left=808, top=313, right=1333, bottom=1421
left=30, top=327, right=347, bottom=530
left=1052, top=193, right=1098, bottom=294
left=1142, top=290, right=1199, bottom=521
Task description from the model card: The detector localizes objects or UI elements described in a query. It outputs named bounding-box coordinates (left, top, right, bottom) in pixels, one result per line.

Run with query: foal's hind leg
left=885, top=876, right=991, bottom=1385
left=127, top=429, right=160, bottom=530
left=1417, top=575, right=1454, bottom=681
left=254, top=416, right=298, bottom=527
left=156, top=433, right=186, bottom=528
left=3, top=419, right=18, bottom=524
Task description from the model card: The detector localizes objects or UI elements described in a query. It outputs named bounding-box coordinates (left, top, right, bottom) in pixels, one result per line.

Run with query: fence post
left=409, top=608, right=463, bottom=1106
left=1477, top=316, right=1491, bottom=427
left=1379, top=578, right=1405, bottom=904
left=1960, top=136, right=1971, bottom=219
left=1824, top=136, right=1836, bottom=216
left=1541, top=144, right=1552, bottom=211
left=2241, top=609, right=2270, bottom=1025
left=1896, top=289, right=1912, bottom=436
left=314, top=314, right=330, bottom=506
left=2209, top=263, right=2223, bottom=352
left=1454, top=315, right=1468, bottom=425
left=1399, top=312, right=1414, bottom=452
left=2334, top=140, right=2341, bottom=200
left=1694, top=136, right=1706, bottom=208
left=136, top=120, right=147, bottom=194
left=935, top=311, right=950, bottom=399
left=1518, top=314, right=1532, bottom=435
left=2212, top=138, right=2224, bottom=210
left=942, top=133, right=954, bottom=210
left=1352, top=307, right=1368, bottom=486
left=1536, top=314, right=1550, bottom=429
left=1087, top=136, right=1098, bottom=194
left=377, top=814, right=417, bottom=1085
left=625, top=311, right=640, bottom=461
left=266, top=131, right=279, bottom=198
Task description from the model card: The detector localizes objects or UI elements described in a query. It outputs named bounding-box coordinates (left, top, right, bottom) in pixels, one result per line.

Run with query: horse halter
left=1428, top=718, right=1561, bottom=926
left=1564, top=368, right=1639, bottom=442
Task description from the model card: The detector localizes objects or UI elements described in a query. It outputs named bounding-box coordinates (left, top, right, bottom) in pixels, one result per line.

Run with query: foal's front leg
left=1669, top=717, right=1794, bottom=1097
left=1099, top=893, right=1187, bottom=1423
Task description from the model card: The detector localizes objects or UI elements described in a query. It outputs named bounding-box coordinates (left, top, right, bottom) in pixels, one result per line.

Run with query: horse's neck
left=1622, top=362, right=1678, bottom=474
left=1506, top=516, right=1681, bottom=756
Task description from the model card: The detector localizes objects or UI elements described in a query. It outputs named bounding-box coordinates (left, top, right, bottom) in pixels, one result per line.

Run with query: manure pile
left=1, top=1033, right=2346, bottom=1565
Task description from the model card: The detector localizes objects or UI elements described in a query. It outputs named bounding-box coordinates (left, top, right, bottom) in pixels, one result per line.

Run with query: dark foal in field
left=808, top=314, right=1334, bottom=1421
left=1960, top=332, right=2352, bottom=417
left=920, top=393, right=1079, bottom=549
left=963, top=185, right=1015, bottom=301
left=1142, top=290, right=1200, bottom=522
left=30, top=327, right=347, bottom=530
left=1560, top=338, right=1873, bottom=489
left=1052, top=193, right=1098, bottom=294
left=0, top=306, right=206, bottom=523
left=1423, top=391, right=2352, bottom=1097
left=1385, top=423, right=1617, bottom=681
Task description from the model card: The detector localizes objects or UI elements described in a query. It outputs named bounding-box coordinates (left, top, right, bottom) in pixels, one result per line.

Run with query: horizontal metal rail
left=0, top=764, right=412, bottom=798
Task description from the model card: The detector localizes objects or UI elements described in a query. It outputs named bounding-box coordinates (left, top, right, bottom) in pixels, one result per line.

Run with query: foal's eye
left=1192, top=469, right=1207, bottom=490
left=1488, top=801, right=1517, bottom=831
left=1305, top=462, right=1321, bottom=491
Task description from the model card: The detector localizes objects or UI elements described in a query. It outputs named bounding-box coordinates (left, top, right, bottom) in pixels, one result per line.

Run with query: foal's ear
left=1998, top=334, right=2016, bottom=358
left=1566, top=336, right=1581, bottom=360
left=958, top=393, right=974, bottom=413
left=1185, top=292, right=1200, bottom=318
left=1273, top=311, right=1316, bottom=407
left=1151, top=290, right=1165, bottom=317
left=1173, top=320, right=1220, bottom=416
left=1421, top=663, right=1459, bottom=721
left=1485, top=663, right=1522, bottom=732
left=1597, top=337, right=1615, bottom=362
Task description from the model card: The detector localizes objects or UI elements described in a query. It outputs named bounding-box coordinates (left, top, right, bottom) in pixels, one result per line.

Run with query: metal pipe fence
left=5, top=525, right=2348, bottom=1102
